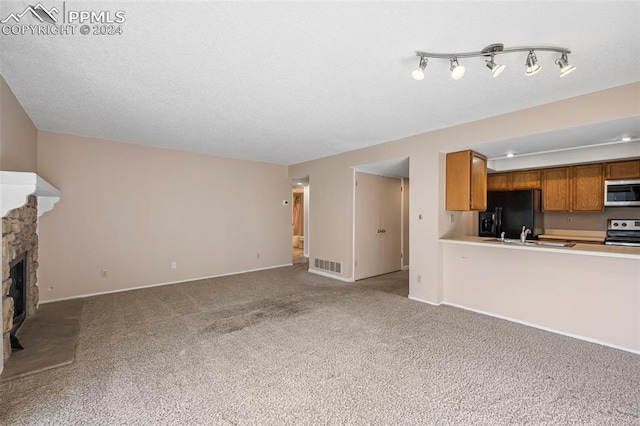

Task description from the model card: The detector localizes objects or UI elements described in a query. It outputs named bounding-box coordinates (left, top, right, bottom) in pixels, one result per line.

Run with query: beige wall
left=289, top=82, right=640, bottom=303
left=37, top=132, right=292, bottom=301
left=544, top=208, right=640, bottom=231
left=0, top=74, right=37, bottom=172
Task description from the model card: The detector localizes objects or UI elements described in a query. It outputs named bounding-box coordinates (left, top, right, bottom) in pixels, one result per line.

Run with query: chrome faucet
left=520, top=226, right=531, bottom=243
left=500, top=231, right=506, bottom=242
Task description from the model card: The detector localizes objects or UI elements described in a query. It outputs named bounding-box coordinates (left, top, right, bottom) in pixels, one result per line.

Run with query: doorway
left=353, top=157, right=409, bottom=292
left=291, top=177, right=309, bottom=266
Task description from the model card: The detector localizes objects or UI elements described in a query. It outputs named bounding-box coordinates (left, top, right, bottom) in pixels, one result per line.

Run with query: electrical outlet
left=171, top=261, right=177, bottom=269
left=567, top=216, right=573, bottom=222
left=256, top=253, right=261, bottom=259
left=449, top=214, right=455, bottom=223
left=418, top=214, right=423, bottom=220
left=101, top=270, right=108, bottom=278
left=417, top=274, right=422, bottom=283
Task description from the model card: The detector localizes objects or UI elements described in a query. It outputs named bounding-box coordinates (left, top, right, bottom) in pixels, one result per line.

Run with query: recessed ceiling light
left=620, top=137, right=632, bottom=142
left=506, top=153, right=514, bottom=158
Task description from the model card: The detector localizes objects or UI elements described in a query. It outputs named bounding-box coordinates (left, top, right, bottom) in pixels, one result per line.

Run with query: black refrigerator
left=479, top=189, right=544, bottom=240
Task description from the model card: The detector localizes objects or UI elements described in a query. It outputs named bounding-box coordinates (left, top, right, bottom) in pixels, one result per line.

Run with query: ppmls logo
left=1, top=3, right=58, bottom=24
left=1, top=2, right=126, bottom=36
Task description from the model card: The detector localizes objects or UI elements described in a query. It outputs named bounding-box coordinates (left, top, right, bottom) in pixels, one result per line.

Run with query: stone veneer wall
left=2, top=195, right=39, bottom=364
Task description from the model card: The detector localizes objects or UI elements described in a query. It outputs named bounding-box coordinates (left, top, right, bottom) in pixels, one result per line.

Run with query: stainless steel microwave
left=604, top=179, right=640, bottom=207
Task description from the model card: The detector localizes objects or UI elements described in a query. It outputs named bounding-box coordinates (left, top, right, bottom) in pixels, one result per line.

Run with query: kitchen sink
left=483, top=238, right=575, bottom=247
left=525, top=240, right=575, bottom=247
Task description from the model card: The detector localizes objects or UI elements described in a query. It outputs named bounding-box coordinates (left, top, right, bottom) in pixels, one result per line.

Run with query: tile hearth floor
left=0, top=299, right=83, bottom=382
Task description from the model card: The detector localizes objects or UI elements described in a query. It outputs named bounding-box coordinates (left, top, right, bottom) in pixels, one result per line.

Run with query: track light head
left=525, top=51, right=542, bottom=76
left=485, top=54, right=505, bottom=78
left=412, top=56, right=428, bottom=80
left=450, top=58, right=465, bottom=80
left=555, top=53, right=576, bottom=77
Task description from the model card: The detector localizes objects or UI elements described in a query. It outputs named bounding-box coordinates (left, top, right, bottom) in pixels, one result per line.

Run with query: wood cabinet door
left=542, top=167, right=571, bottom=211
left=511, top=170, right=541, bottom=189
left=487, top=173, right=510, bottom=191
left=572, top=164, right=604, bottom=211
left=604, top=160, right=640, bottom=179
left=470, top=152, right=487, bottom=211
left=446, top=150, right=487, bottom=211
left=445, top=151, right=471, bottom=211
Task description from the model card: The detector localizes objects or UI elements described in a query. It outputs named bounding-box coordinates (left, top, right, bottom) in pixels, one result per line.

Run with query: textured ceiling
left=1, top=1, right=639, bottom=165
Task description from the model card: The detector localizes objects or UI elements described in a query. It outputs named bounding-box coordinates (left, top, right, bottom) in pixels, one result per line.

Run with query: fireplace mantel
left=0, top=171, right=61, bottom=218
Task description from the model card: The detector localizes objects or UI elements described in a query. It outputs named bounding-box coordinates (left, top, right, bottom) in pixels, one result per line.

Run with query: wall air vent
left=314, top=258, right=341, bottom=274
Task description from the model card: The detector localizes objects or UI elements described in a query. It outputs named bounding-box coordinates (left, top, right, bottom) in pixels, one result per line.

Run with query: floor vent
left=314, top=258, right=341, bottom=273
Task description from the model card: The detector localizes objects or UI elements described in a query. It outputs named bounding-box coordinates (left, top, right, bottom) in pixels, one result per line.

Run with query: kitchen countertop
left=538, top=229, right=605, bottom=243
left=440, top=236, right=640, bottom=260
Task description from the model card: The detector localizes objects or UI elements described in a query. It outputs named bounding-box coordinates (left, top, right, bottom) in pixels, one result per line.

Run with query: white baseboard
left=443, top=301, right=640, bottom=356
left=408, top=295, right=442, bottom=306
left=308, top=268, right=354, bottom=283
left=40, top=263, right=294, bottom=304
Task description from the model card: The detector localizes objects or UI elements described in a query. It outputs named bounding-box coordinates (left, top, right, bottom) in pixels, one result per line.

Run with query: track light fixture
left=525, top=51, right=542, bottom=76
left=412, top=43, right=574, bottom=80
left=449, top=58, right=465, bottom=80
left=555, top=52, right=576, bottom=77
left=485, top=54, right=505, bottom=78
left=412, top=56, right=428, bottom=81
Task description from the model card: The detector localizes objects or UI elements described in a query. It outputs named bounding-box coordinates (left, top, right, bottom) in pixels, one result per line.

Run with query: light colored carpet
left=1, top=262, right=638, bottom=425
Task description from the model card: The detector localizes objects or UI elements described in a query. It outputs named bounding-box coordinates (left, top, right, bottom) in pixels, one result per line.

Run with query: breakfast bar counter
left=439, top=236, right=640, bottom=354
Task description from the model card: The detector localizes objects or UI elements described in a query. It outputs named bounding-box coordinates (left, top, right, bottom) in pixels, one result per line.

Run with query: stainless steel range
left=604, top=219, right=640, bottom=247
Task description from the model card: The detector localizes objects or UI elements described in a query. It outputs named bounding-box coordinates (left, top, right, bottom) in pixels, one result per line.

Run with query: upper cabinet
left=542, top=167, right=571, bottom=211
left=542, top=165, right=603, bottom=212
left=511, top=170, right=541, bottom=189
left=572, top=164, right=604, bottom=211
left=446, top=150, right=487, bottom=211
left=486, top=173, right=510, bottom=191
left=604, top=160, right=640, bottom=180
left=487, top=170, right=541, bottom=191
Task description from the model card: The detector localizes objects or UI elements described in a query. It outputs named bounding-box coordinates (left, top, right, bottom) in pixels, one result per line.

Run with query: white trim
left=40, top=263, right=293, bottom=303
left=443, top=301, right=640, bottom=356
left=308, top=268, right=354, bottom=283
left=402, top=264, right=410, bottom=271
left=351, top=168, right=357, bottom=282
left=408, top=295, right=442, bottom=306
left=0, top=171, right=61, bottom=217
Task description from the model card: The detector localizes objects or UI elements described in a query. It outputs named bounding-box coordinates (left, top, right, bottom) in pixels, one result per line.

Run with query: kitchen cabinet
left=542, top=165, right=604, bottom=212
left=487, top=173, right=510, bottom=191
left=542, top=167, right=571, bottom=211
left=487, top=170, right=541, bottom=191
left=446, top=150, right=487, bottom=211
left=511, top=170, right=541, bottom=189
left=604, top=160, right=640, bottom=179
left=572, top=164, right=604, bottom=211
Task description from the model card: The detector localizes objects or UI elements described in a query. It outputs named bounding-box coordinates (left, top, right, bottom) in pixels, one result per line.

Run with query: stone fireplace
left=2, top=196, right=39, bottom=362
left=1, top=171, right=60, bottom=370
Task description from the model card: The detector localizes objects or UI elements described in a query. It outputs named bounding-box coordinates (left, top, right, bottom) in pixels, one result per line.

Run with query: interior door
left=355, top=172, right=401, bottom=280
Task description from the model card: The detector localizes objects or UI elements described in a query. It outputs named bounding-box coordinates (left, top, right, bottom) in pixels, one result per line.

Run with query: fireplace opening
left=9, top=253, right=28, bottom=336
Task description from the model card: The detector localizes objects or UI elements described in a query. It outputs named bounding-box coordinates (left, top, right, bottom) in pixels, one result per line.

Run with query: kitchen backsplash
left=544, top=207, right=640, bottom=231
